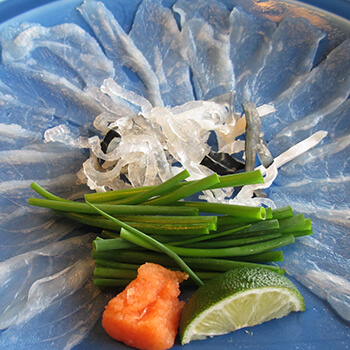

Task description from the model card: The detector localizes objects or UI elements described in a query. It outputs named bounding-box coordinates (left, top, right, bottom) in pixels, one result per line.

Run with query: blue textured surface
left=0, top=0, right=349, bottom=349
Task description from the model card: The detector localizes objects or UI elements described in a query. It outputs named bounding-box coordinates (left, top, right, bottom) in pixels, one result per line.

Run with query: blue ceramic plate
left=0, top=0, right=349, bottom=349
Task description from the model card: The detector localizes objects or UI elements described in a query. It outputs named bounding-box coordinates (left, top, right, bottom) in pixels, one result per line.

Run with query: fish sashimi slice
left=78, top=0, right=163, bottom=107
left=0, top=235, right=94, bottom=330
left=0, top=138, right=88, bottom=259
left=250, top=15, right=325, bottom=106
left=262, top=38, right=350, bottom=141
left=0, top=22, right=127, bottom=128
left=268, top=95, right=350, bottom=156
left=280, top=225, right=350, bottom=322
left=129, top=0, right=194, bottom=107
left=0, top=123, right=42, bottom=151
left=0, top=208, right=82, bottom=262
left=272, top=134, right=350, bottom=186
left=173, top=0, right=231, bottom=41
left=228, top=7, right=276, bottom=111
left=0, top=142, right=87, bottom=182
left=77, top=0, right=146, bottom=98
left=0, top=68, right=57, bottom=132
left=268, top=134, right=350, bottom=322
left=269, top=175, right=350, bottom=224
left=0, top=22, right=114, bottom=88
left=0, top=65, right=108, bottom=128
left=0, top=260, right=109, bottom=349
left=180, top=18, right=234, bottom=100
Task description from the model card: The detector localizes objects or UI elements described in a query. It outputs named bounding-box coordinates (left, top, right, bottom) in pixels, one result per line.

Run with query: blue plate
left=0, top=0, right=349, bottom=349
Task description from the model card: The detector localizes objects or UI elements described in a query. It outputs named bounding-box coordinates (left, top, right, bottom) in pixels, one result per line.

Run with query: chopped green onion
left=93, top=237, right=136, bottom=251
left=30, top=182, right=72, bottom=202
left=28, top=198, right=199, bottom=216
left=94, top=259, right=140, bottom=270
left=94, top=267, right=137, bottom=279
left=181, top=232, right=284, bottom=249
left=174, top=201, right=266, bottom=220
left=86, top=201, right=204, bottom=287
left=271, top=206, right=294, bottom=220
left=145, top=173, right=220, bottom=205
left=164, top=234, right=295, bottom=258
left=168, top=225, right=251, bottom=246
left=99, top=169, right=190, bottom=205
left=85, top=169, right=264, bottom=203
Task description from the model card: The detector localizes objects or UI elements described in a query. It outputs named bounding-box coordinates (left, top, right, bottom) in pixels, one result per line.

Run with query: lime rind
left=179, top=267, right=305, bottom=345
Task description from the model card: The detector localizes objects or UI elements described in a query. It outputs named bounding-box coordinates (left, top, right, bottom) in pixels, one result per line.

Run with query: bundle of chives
left=28, top=168, right=312, bottom=288
left=84, top=169, right=264, bottom=203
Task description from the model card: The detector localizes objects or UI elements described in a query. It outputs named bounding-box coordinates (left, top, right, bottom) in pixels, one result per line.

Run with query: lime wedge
left=179, top=267, right=305, bottom=344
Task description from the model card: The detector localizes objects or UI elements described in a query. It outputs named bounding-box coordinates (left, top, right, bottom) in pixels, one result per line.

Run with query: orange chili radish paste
left=102, top=263, right=189, bottom=350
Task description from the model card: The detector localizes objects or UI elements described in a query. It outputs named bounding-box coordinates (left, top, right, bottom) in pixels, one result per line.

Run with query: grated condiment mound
left=102, top=263, right=188, bottom=350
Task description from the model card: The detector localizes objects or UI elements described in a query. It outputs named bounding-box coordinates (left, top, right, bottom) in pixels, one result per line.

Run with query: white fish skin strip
left=101, top=77, right=153, bottom=115
left=235, top=131, right=328, bottom=200
left=267, top=95, right=350, bottom=157
left=81, top=99, right=232, bottom=190
left=44, top=124, right=90, bottom=149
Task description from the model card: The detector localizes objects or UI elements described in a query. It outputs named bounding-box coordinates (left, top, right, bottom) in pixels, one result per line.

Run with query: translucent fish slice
left=0, top=209, right=82, bottom=262
left=0, top=22, right=114, bottom=88
left=0, top=235, right=94, bottom=330
left=129, top=0, right=194, bottom=107
left=78, top=0, right=163, bottom=107
left=0, top=142, right=87, bottom=182
left=0, top=122, right=42, bottom=151
left=0, top=261, right=109, bottom=349
left=272, top=134, right=350, bottom=186
left=228, top=7, right=276, bottom=111
left=0, top=65, right=108, bottom=127
left=268, top=94, right=350, bottom=156
left=173, top=0, right=231, bottom=41
left=0, top=138, right=89, bottom=259
left=250, top=15, right=325, bottom=105
left=181, top=18, right=234, bottom=100
left=281, top=232, right=350, bottom=322
left=263, top=38, right=350, bottom=141
left=0, top=68, right=58, bottom=132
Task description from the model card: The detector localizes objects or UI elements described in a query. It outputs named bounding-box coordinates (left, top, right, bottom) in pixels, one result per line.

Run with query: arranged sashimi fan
left=0, top=0, right=349, bottom=349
